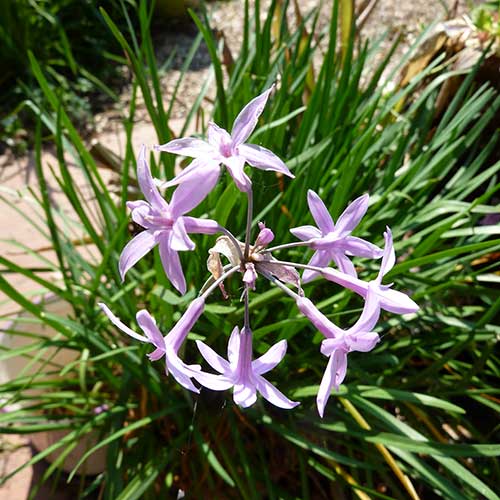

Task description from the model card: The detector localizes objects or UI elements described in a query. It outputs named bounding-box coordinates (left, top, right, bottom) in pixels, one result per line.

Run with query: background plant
left=0, top=0, right=499, bottom=498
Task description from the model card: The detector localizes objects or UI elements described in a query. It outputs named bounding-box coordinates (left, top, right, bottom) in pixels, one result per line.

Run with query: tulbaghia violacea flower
left=290, top=190, right=383, bottom=280
left=119, top=145, right=220, bottom=294
left=98, top=298, right=206, bottom=393
left=155, top=86, right=294, bottom=192
left=321, top=228, right=419, bottom=314
left=194, top=326, right=299, bottom=409
left=316, top=289, right=381, bottom=417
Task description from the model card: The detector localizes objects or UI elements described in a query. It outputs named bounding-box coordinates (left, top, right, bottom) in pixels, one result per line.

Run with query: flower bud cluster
left=100, top=86, right=418, bottom=417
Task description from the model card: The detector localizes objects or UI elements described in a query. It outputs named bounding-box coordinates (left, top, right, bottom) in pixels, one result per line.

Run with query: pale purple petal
left=170, top=164, right=221, bottom=217
left=98, top=303, right=148, bottom=342
left=183, top=216, right=220, bottom=235
left=158, top=234, right=186, bottom=295
left=307, top=190, right=334, bottom=233
left=233, top=382, right=258, bottom=408
left=346, top=331, right=380, bottom=352
left=227, top=326, right=240, bottom=366
left=155, top=137, right=214, bottom=158
left=252, top=339, right=287, bottom=375
left=353, top=287, right=381, bottom=333
left=290, top=225, right=322, bottom=242
left=376, top=287, right=419, bottom=314
left=165, top=348, right=200, bottom=393
left=320, top=337, right=346, bottom=357
left=163, top=158, right=221, bottom=189
left=231, top=86, right=274, bottom=146
left=255, top=222, right=274, bottom=247
left=238, top=144, right=294, bottom=178
left=296, top=296, right=341, bottom=338
left=165, top=297, right=205, bottom=353
left=332, top=252, right=357, bottom=277
left=119, top=230, right=158, bottom=281
left=224, top=156, right=252, bottom=192
left=195, top=340, right=231, bottom=374
left=137, top=145, right=169, bottom=211
left=258, top=260, right=300, bottom=288
left=343, top=236, right=383, bottom=259
left=302, top=250, right=331, bottom=283
left=171, top=218, right=195, bottom=252
left=136, top=310, right=165, bottom=350
left=193, top=370, right=234, bottom=391
left=321, top=268, right=367, bottom=296
left=316, top=353, right=336, bottom=418
left=207, top=122, right=232, bottom=150
left=334, top=194, right=369, bottom=236
left=378, top=227, right=395, bottom=282
left=243, top=263, right=257, bottom=290
left=127, top=201, right=154, bottom=229
left=256, top=377, right=299, bottom=409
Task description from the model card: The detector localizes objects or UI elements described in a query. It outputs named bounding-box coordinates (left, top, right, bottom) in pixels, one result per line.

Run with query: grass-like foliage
left=1, top=0, right=499, bottom=498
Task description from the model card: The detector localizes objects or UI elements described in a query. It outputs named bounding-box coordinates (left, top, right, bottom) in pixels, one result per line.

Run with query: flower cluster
left=100, top=86, right=418, bottom=417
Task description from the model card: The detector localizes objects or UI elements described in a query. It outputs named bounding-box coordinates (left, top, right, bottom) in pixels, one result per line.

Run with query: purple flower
left=119, top=145, right=220, bottom=294
left=290, top=190, right=383, bottom=280
left=316, top=289, right=381, bottom=417
left=321, top=228, right=419, bottom=315
left=98, top=298, right=206, bottom=393
left=155, top=86, right=294, bottom=193
left=193, top=326, right=299, bottom=409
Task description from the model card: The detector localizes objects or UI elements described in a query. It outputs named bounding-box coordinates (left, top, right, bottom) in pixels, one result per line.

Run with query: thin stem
left=262, top=241, right=312, bottom=253
left=200, top=266, right=240, bottom=299
left=259, top=269, right=301, bottom=300
left=218, top=226, right=244, bottom=262
left=244, top=189, right=253, bottom=260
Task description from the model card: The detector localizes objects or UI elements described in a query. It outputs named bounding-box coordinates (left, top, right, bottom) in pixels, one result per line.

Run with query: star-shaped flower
left=321, top=228, right=419, bottom=314
left=98, top=298, right=206, bottom=393
left=119, top=145, right=220, bottom=294
left=193, top=326, right=299, bottom=409
left=155, top=86, right=294, bottom=193
left=290, top=190, right=383, bottom=280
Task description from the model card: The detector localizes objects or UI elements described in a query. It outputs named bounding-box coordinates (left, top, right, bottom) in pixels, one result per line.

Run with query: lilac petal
left=347, top=331, right=380, bottom=352
left=165, top=297, right=205, bottom=352
left=243, top=263, right=257, bottom=290
left=158, top=234, right=186, bottom=295
left=195, top=340, right=231, bottom=374
left=127, top=201, right=154, bottom=229
left=332, top=252, right=357, bottom=277
left=233, top=382, right=258, bottom=408
left=343, top=236, right=384, bottom=259
left=170, top=164, right=220, bottom=217
left=136, top=310, right=165, bottom=350
left=155, top=137, right=214, bottom=158
left=137, top=145, right=169, bottom=211
left=183, top=216, right=220, bottom=235
left=290, top=225, right=322, bottom=242
left=354, top=287, right=381, bottom=333
left=147, top=348, right=165, bottom=362
left=378, top=227, right=395, bottom=282
left=231, top=86, right=273, bottom=146
left=321, top=268, right=367, bottom=296
left=316, top=353, right=336, bottom=418
left=258, top=261, right=300, bottom=288
left=171, top=218, right=195, bottom=252
left=227, top=326, right=240, bottom=366
left=307, top=190, right=335, bottom=233
left=238, top=144, right=293, bottom=178
left=334, top=194, right=369, bottom=236
left=163, top=158, right=221, bottom=189
left=165, top=348, right=200, bottom=393
left=207, top=122, right=232, bottom=150
left=252, top=339, right=287, bottom=375
left=224, top=156, right=251, bottom=192
left=256, top=377, right=299, bottom=409
left=302, top=250, right=331, bottom=283
left=255, top=222, right=274, bottom=247
left=376, top=287, right=419, bottom=314
left=320, top=337, right=346, bottom=357
left=119, top=230, right=158, bottom=281
left=98, top=303, right=148, bottom=342
left=193, top=370, right=234, bottom=391
left=296, top=296, right=341, bottom=338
